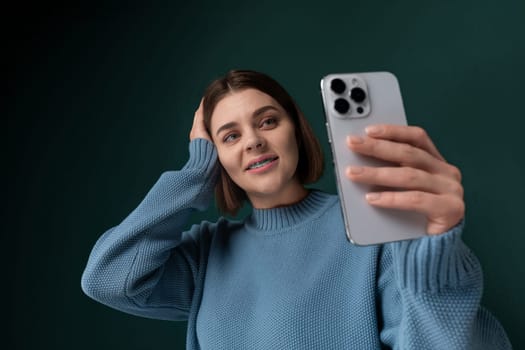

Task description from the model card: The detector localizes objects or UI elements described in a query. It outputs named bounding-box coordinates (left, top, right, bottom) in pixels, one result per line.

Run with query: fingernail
left=366, top=192, right=381, bottom=201
left=348, top=135, right=364, bottom=144
left=348, top=166, right=364, bottom=174
left=365, top=125, right=382, bottom=136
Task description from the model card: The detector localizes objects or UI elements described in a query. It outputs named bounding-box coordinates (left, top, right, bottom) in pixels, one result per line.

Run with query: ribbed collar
left=245, top=190, right=336, bottom=234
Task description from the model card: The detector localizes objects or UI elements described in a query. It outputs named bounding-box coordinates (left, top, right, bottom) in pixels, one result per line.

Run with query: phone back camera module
left=331, top=76, right=370, bottom=118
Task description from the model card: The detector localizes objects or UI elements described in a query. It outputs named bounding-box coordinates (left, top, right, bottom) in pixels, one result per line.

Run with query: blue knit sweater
left=81, top=139, right=511, bottom=349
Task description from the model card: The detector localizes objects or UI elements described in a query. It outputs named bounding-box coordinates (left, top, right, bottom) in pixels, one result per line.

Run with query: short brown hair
left=202, top=69, right=324, bottom=216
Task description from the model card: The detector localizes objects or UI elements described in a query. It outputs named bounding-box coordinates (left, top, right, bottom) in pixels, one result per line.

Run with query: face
left=210, top=88, right=307, bottom=209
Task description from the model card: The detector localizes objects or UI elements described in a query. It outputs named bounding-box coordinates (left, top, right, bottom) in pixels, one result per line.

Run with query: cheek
left=217, top=149, right=239, bottom=176
left=290, top=144, right=300, bottom=170
left=283, top=133, right=300, bottom=163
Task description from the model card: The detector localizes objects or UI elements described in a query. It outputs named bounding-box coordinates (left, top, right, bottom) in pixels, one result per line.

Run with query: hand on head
left=189, top=98, right=212, bottom=142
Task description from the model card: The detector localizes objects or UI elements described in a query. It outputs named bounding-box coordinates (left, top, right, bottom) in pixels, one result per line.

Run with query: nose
left=245, top=131, right=265, bottom=152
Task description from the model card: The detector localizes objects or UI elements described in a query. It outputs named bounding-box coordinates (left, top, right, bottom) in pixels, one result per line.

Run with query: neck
left=248, top=184, right=309, bottom=209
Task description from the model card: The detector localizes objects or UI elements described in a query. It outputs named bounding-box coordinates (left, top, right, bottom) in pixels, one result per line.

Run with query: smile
left=246, top=156, right=279, bottom=171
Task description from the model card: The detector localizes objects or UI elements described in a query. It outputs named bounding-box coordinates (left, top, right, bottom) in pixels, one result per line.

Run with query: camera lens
left=334, top=98, right=350, bottom=114
left=330, top=78, right=346, bottom=94
left=350, top=87, right=366, bottom=103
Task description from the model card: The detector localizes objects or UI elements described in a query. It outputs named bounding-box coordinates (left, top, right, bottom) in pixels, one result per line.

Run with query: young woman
left=81, top=70, right=511, bottom=349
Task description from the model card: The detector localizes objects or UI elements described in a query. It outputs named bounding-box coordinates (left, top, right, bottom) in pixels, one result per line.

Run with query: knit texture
left=81, top=138, right=512, bottom=350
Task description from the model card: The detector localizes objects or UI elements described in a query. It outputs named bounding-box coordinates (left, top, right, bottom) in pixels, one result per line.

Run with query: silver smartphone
left=320, top=71, right=427, bottom=245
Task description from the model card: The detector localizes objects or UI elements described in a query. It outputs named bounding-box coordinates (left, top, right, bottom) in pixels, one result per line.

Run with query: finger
left=346, top=166, right=463, bottom=196
left=347, top=135, right=461, bottom=181
left=194, top=98, right=204, bottom=122
left=190, top=98, right=211, bottom=141
left=365, top=124, right=445, bottom=161
left=365, top=191, right=465, bottom=234
left=347, top=135, right=443, bottom=174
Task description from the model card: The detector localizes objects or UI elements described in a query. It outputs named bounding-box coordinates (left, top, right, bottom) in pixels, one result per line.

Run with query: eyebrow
left=215, top=105, right=279, bottom=137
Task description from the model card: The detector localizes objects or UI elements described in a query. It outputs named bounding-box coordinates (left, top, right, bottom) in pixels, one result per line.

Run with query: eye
left=223, top=133, right=239, bottom=143
left=260, top=117, right=278, bottom=129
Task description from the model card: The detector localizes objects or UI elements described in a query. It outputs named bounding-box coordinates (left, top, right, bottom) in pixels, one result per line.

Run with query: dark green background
left=7, top=0, right=524, bottom=348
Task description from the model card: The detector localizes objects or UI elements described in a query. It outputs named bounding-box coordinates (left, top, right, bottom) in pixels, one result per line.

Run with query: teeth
left=248, top=157, right=276, bottom=169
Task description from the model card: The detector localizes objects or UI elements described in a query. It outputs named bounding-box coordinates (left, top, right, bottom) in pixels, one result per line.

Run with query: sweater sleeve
left=81, top=138, right=219, bottom=321
left=378, top=221, right=512, bottom=349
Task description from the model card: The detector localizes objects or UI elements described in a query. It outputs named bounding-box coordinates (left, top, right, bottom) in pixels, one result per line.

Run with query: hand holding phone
left=321, top=72, right=464, bottom=245
left=346, top=123, right=465, bottom=236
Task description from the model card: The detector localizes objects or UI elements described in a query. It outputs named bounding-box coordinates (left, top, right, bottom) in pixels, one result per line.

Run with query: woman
left=81, top=70, right=511, bottom=349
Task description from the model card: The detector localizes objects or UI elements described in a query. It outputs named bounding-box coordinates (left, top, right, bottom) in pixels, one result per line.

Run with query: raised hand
left=189, top=98, right=212, bottom=142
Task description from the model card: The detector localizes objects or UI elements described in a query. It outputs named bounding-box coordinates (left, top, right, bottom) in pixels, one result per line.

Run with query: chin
left=245, top=183, right=283, bottom=197
left=248, top=187, right=282, bottom=198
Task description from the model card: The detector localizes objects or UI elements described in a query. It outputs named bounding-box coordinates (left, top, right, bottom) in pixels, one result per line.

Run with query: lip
left=245, top=154, right=279, bottom=172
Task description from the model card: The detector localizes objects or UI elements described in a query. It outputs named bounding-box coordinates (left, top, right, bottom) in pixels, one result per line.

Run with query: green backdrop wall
left=8, top=0, right=524, bottom=348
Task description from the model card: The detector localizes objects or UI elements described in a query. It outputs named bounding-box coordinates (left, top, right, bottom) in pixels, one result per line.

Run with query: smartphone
left=320, top=71, right=427, bottom=245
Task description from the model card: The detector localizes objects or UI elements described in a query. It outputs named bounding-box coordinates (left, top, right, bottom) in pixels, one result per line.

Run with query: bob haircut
left=202, top=69, right=324, bottom=216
